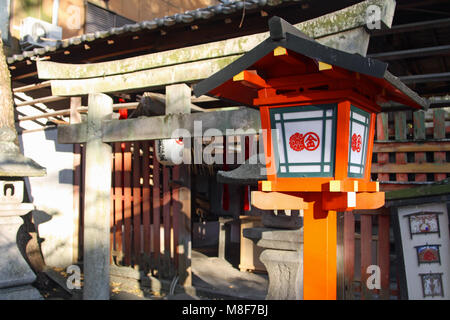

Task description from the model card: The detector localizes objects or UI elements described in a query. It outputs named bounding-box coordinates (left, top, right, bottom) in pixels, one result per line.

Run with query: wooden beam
left=102, top=108, right=260, bottom=143
left=368, top=44, right=450, bottom=61
left=373, top=141, right=450, bottom=153
left=191, top=95, right=219, bottom=103
left=251, top=191, right=308, bottom=210
left=233, top=70, right=268, bottom=89
left=371, top=17, right=450, bottom=36
left=16, top=97, right=215, bottom=123
left=17, top=107, right=87, bottom=122
left=58, top=122, right=87, bottom=144
left=372, top=163, right=450, bottom=173
left=15, top=95, right=67, bottom=107
left=13, top=80, right=51, bottom=93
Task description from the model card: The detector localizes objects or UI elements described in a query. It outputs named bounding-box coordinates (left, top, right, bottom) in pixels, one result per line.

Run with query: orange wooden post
left=303, top=195, right=337, bottom=300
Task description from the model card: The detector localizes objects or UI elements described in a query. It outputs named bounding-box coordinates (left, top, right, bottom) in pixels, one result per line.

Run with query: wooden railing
left=373, top=108, right=450, bottom=191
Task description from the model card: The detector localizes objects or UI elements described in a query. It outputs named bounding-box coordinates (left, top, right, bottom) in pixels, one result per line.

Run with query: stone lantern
left=0, top=127, right=46, bottom=299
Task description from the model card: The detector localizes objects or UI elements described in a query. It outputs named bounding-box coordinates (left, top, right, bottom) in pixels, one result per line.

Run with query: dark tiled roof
left=194, top=17, right=429, bottom=110
left=7, top=0, right=294, bottom=65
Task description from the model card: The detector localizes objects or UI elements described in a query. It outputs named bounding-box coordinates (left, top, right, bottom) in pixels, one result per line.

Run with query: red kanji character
left=304, top=132, right=320, bottom=151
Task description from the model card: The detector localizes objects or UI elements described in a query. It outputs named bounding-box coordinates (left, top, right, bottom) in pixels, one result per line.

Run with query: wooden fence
left=372, top=108, right=450, bottom=191
left=339, top=210, right=394, bottom=300
left=75, top=141, right=189, bottom=280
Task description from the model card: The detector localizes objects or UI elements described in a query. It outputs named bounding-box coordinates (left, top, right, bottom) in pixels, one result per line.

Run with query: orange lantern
left=194, top=17, right=428, bottom=299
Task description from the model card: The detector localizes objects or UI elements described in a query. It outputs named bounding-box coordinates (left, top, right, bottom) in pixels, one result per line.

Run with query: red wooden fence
left=108, top=141, right=182, bottom=278
left=340, top=211, right=394, bottom=300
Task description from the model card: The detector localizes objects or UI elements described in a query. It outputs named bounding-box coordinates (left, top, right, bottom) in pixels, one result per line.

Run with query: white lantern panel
left=283, top=120, right=323, bottom=164
left=349, top=165, right=362, bottom=174
left=352, top=111, right=368, bottom=123
left=324, top=119, right=333, bottom=163
left=270, top=104, right=337, bottom=178
left=348, top=106, right=370, bottom=178
left=283, top=110, right=324, bottom=120
left=350, top=121, right=366, bottom=164
left=275, top=123, right=286, bottom=164
left=289, top=165, right=322, bottom=172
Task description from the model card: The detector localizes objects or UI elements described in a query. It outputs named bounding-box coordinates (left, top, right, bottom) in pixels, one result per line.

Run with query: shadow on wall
left=16, top=211, right=48, bottom=274
left=17, top=126, right=76, bottom=268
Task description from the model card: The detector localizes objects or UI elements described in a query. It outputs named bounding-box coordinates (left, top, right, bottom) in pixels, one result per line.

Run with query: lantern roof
left=194, top=16, right=429, bottom=111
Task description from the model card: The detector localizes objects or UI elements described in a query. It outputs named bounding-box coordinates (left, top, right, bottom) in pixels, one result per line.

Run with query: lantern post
left=194, top=17, right=428, bottom=299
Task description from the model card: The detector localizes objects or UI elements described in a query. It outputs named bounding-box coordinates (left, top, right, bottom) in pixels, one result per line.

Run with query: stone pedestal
left=244, top=224, right=303, bottom=300
left=0, top=200, right=43, bottom=300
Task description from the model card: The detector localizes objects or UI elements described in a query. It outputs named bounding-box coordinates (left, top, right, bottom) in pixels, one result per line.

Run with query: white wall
left=20, top=128, right=75, bottom=268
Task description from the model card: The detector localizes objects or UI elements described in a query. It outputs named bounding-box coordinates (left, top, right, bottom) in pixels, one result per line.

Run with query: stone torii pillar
left=80, top=85, right=194, bottom=299
left=82, top=93, right=113, bottom=300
